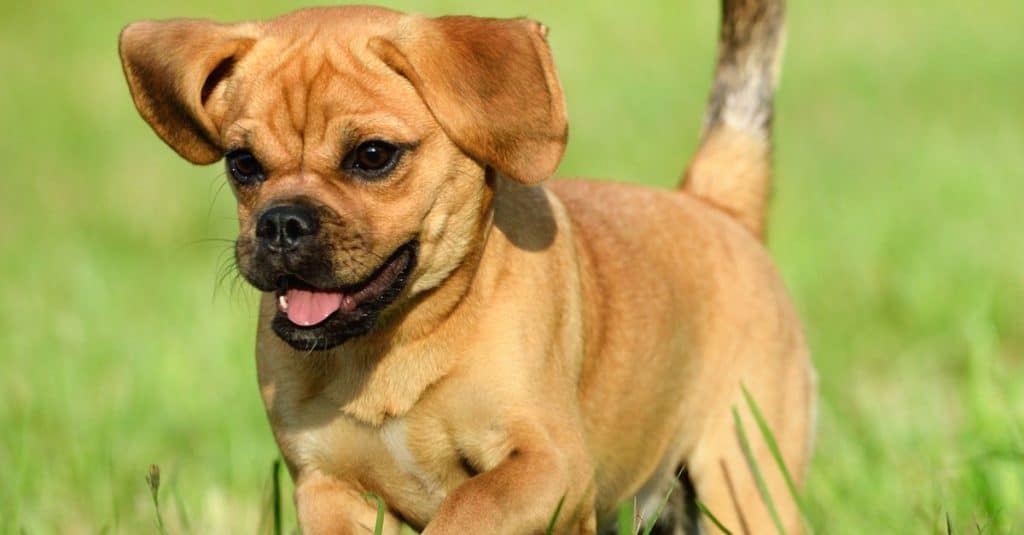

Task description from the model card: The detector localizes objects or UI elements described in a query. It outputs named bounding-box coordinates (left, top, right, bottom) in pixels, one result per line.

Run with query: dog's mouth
left=270, top=240, right=418, bottom=351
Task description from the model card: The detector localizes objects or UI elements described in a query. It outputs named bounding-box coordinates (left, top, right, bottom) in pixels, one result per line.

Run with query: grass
left=696, top=499, right=734, bottom=535
left=732, top=407, right=787, bottom=535
left=1, top=0, right=1022, bottom=533
left=146, top=465, right=169, bottom=535
left=546, top=495, right=567, bottom=535
left=742, top=385, right=811, bottom=527
left=363, top=494, right=387, bottom=535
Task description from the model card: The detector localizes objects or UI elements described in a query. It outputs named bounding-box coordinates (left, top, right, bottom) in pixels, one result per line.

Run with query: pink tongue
left=285, top=289, right=343, bottom=327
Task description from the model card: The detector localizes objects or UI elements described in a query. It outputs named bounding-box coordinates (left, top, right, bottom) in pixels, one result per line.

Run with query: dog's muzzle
left=239, top=202, right=419, bottom=350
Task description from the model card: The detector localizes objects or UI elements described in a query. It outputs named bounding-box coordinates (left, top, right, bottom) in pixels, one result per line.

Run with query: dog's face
left=119, top=6, right=568, bottom=350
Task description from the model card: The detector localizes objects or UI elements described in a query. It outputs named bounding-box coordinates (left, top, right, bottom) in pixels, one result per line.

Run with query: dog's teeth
left=278, top=295, right=289, bottom=311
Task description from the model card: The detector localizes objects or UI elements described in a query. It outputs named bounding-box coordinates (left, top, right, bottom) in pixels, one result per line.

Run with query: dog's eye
left=226, top=150, right=265, bottom=185
left=345, top=141, right=400, bottom=177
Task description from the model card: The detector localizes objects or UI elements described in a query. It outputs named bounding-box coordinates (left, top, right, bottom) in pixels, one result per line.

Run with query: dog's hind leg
left=683, top=381, right=811, bottom=535
left=620, top=448, right=702, bottom=535
left=641, top=468, right=702, bottom=535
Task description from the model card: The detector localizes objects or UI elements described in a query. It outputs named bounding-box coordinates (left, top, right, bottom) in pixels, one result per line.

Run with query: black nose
left=256, top=204, right=319, bottom=253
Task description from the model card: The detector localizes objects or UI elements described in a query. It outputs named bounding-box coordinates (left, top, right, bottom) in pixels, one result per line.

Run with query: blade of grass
left=171, top=480, right=192, bottom=533
left=617, top=499, right=635, bottom=535
left=640, top=483, right=676, bottom=535
left=695, top=498, right=734, bottom=535
left=145, top=464, right=169, bottom=535
left=741, top=385, right=812, bottom=524
left=272, top=458, right=282, bottom=535
left=362, top=493, right=386, bottom=535
left=545, top=494, right=567, bottom=535
left=733, top=406, right=786, bottom=535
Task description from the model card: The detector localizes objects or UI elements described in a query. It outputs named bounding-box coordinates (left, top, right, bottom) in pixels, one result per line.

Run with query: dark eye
left=345, top=140, right=400, bottom=177
left=225, top=150, right=264, bottom=185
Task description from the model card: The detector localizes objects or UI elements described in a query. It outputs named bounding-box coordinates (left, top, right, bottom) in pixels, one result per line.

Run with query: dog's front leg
left=294, top=471, right=403, bottom=535
left=423, top=445, right=596, bottom=535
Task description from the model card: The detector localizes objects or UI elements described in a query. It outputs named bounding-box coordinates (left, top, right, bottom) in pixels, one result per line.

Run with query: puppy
left=119, top=1, right=815, bottom=533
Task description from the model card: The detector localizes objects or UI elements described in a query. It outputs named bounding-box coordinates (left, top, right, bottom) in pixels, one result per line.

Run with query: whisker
left=227, top=269, right=250, bottom=305
left=212, top=245, right=240, bottom=301
left=186, top=237, right=236, bottom=247
left=304, top=337, right=320, bottom=358
left=206, top=170, right=234, bottom=221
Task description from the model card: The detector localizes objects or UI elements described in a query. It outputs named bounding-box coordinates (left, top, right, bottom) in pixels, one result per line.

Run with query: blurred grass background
left=1, top=0, right=1022, bottom=533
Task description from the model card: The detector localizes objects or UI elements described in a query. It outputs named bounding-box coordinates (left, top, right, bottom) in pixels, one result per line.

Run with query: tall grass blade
left=545, top=494, right=567, bottom=535
left=363, top=493, right=386, bottom=535
left=639, top=482, right=677, bottom=535
left=732, top=406, right=786, bottom=535
left=741, top=385, right=812, bottom=524
left=171, top=482, right=192, bottom=533
left=617, top=500, right=635, bottom=535
left=695, top=498, right=734, bottom=535
left=272, top=458, right=283, bottom=535
left=946, top=512, right=954, bottom=535
left=145, top=464, right=169, bottom=535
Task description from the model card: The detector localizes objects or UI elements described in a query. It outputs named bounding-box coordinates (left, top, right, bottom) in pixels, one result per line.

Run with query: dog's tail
left=682, top=0, right=786, bottom=240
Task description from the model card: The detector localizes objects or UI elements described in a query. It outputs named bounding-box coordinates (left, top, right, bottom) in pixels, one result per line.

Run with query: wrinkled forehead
left=221, top=6, right=430, bottom=168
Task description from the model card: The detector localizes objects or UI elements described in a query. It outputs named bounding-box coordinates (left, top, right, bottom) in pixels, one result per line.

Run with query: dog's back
left=547, top=0, right=814, bottom=531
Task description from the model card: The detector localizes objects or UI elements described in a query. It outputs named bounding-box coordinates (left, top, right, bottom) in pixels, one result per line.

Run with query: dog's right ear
left=369, top=16, right=568, bottom=185
left=119, top=20, right=259, bottom=164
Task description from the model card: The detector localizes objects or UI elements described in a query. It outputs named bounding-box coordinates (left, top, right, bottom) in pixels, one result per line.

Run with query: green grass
left=742, top=385, right=811, bottom=527
left=363, top=494, right=387, bottom=535
left=696, top=499, right=734, bottom=535
left=1, top=0, right=1023, bottom=533
left=732, top=407, right=787, bottom=535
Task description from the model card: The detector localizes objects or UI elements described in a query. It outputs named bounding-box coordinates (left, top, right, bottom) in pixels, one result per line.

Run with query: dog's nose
left=256, top=204, right=319, bottom=253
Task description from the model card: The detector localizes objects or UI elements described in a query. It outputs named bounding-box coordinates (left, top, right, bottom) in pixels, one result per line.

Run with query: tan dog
left=119, top=1, right=815, bottom=533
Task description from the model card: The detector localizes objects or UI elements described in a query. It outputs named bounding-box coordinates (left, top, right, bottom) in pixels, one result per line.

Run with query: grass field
left=1, top=0, right=1022, bottom=533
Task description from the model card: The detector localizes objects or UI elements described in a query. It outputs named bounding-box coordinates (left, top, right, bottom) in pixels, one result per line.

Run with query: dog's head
left=118, top=6, right=567, bottom=350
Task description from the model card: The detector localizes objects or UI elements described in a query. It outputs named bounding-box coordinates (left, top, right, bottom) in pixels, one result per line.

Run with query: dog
left=119, top=1, right=815, bottom=533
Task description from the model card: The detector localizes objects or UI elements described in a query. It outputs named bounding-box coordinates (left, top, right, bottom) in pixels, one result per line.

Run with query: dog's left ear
left=369, top=16, right=568, bottom=185
left=119, top=19, right=259, bottom=164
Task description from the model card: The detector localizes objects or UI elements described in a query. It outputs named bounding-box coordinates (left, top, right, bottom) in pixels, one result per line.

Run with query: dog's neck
left=257, top=174, right=562, bottom=427
left=333, top=239, right=491, bottom=425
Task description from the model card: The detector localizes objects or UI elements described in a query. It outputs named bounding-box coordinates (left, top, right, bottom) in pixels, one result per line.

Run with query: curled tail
left=682, top=0, right=786, bottom=240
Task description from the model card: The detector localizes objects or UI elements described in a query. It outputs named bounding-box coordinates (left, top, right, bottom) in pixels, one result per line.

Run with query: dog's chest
left=379, top=419, right=449, bottom=505
left=290, top=409, right=466, bottom=525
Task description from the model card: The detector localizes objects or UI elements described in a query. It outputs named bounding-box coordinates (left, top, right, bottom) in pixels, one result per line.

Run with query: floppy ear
left=369, top=16, right=568, bottom=185
left=119, top=19, right=258, bottom=164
